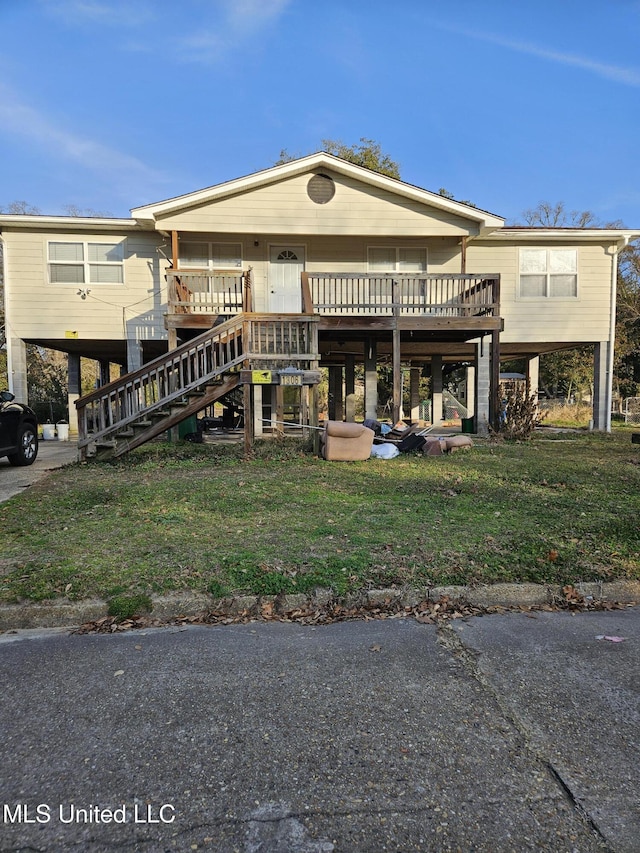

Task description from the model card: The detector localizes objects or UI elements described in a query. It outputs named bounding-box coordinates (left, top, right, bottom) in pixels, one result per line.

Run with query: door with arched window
left=268, top=246, right=305, bottom=313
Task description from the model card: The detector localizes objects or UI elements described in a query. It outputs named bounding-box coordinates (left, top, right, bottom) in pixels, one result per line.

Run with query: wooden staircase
left=76, top=314, right=319, bottom=459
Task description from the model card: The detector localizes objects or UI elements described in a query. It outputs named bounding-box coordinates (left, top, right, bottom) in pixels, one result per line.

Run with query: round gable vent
left=307, top=173, right=335, bottom=204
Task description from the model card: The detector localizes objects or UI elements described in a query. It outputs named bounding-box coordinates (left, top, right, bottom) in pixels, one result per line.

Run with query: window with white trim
left=48, top=241, right=125, bottom=284
left=519, top=248, right=577, bottom=298
left=368, top=247, right=427, bottom=272
left=179, top=241, right=242, bottom=270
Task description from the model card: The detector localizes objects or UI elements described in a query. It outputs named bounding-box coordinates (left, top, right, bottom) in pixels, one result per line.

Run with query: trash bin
left=43, top=423, right=56, bottom=440
left=461, top=417, right=474, bottom=434
left=178, top=415, right=197, bottom=439
left=56, top=421, right=69, bottom=441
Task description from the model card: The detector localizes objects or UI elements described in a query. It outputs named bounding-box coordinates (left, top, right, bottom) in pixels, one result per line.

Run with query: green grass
left=1, top=430, right=639, bottom=604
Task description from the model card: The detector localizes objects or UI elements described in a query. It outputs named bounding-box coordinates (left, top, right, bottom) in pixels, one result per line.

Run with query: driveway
left=0, top=610, right=637, bottom=852
left=0, top=440, right=78, bottom=503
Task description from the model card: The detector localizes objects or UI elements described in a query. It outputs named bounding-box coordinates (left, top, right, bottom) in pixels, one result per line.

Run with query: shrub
left=495, top=385, right=546, bottom=440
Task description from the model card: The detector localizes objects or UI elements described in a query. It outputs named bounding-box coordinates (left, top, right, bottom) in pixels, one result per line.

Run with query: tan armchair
left=321, top=421, right=375, bottom=461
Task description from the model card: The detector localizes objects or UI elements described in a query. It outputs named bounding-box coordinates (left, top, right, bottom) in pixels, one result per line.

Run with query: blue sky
left=1, top=0, right=639, bottom=226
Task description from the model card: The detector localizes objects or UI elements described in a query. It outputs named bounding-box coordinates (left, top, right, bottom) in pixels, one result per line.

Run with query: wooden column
left=171, top=231, right=179, bottom=270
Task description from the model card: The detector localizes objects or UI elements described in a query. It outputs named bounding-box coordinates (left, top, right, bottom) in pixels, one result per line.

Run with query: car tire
left=7, top=425, right=39, bottom=466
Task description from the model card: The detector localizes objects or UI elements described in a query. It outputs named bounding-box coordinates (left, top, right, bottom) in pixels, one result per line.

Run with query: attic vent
left=307, top=173, right=335, bottom=204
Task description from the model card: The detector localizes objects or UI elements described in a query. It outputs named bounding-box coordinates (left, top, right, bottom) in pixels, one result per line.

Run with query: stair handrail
left=76, top=315, right=247, bottom=449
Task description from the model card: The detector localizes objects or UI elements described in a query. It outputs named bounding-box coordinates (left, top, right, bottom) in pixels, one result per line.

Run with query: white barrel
left=56, top=422, right=69, bottom=441
left=42, top=424, right=56, bottom=440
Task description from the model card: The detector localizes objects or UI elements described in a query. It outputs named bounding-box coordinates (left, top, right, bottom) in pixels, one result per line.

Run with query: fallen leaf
left=595, top=635, right=626, bottom=643
left=114, top=670, right=125, bottom=677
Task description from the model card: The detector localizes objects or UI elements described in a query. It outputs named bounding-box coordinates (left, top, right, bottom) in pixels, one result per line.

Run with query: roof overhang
left=0, top=215, right=144, bottom=234
left=130, top=152, right=505, bottom=234
left=484, top=227, right=640, bottom=247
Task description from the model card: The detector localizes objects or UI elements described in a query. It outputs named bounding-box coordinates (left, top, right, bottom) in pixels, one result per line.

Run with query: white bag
left=370, top=443, right=400, bottom=459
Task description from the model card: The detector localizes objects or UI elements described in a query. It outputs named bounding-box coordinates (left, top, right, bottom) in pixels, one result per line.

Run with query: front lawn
left=1, top=429, right=638, bottom=604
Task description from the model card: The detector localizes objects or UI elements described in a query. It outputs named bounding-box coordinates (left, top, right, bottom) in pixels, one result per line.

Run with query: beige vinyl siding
left=467, top=240, right=615, bottom=343
left=178, top=233, right=466, bottom=311
left=3, top=230, right=167, bottom=341
left=156, top=172, right=477, bottom=237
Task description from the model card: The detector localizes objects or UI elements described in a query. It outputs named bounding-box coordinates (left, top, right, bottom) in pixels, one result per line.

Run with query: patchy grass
left=0, top=431, right=639, bottom=604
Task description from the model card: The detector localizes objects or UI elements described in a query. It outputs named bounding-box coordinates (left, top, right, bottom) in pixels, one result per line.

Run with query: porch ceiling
left=23, top=339, right=168, bottom=364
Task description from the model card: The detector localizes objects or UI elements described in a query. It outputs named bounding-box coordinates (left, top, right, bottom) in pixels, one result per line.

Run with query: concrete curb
left=0, top=581, right=638, bottom=631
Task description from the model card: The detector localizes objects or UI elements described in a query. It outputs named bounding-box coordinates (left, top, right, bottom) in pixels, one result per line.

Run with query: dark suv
left=0, top=391, right=39, bottom=466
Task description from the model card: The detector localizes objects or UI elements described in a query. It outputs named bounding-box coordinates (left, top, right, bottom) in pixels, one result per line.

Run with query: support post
left=345, top=355, right=356, bottom=422
left=67, top=353, right=81, bottom=437
left=126, top=339, right=143, bottom=373
left=243, top=382, right=254, bottom=455
left=309, top=384, right=320, bottom=455
left=475, top=340, right=490, bottom=436
left=253, top=384, right=263, bottom=438
left=364, top=337, right=378, bottom=421
left=410, top=367, right=421, bottom=424
left=328, top=365, right=343, bottom=421
left=171, top=231, right=179, bottom=270
left=98, top=360, right=111, bottom=387
left=490, top=330, right=501, bottom=432
left=592, top=341, right=609, bottom=431
left=465, top=365, right=476, bottom=418
left=7, top=337, right=28, bottom=401
left=275, top=384, right=284, bottom=435
left=392, top=309, right=402, bottom=425
left=526, top=355, right=539, bottom=404
left=431, top=355, right=443, bottom=426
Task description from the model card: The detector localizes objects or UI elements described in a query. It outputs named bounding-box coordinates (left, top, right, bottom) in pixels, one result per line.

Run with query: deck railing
left=167, top=268, right=252, bottom=315
left=76, top=314, right=318, bottom=450
left=304, top=273, right=500, bottom=317
left=165, top=270, right=500, bottom=319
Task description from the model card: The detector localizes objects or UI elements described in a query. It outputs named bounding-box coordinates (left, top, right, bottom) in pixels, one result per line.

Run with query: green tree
left=276, top=137, right=400, bottom=179
left=615, top=239, right=640, bottom=400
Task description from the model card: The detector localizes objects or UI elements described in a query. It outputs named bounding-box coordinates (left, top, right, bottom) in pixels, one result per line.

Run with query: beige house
left=0, top=152, right=637, bottom=456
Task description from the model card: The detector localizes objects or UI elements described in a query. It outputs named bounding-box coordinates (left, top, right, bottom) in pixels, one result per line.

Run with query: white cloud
left=38, top=0, right=154, bottom=28
left=0, top=83, right=168, bottom=202
left=175, top=0, right=292, bottom=64
left=436, top=23, right=640, bottom=88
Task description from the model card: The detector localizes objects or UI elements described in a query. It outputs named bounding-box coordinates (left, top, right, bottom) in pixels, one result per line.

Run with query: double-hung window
left=48, top=241, right=125, bottom=284
left=179, top=241, right=242, bottom=270
left=519, top=248, right=577, bottom=298
left=368, top=247, right=427, bottom=273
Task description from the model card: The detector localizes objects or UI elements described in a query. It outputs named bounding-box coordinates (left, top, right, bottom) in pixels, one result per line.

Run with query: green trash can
left=178, top=415, right=197, bottom=439
left=461, top=416, right=474, bottom=434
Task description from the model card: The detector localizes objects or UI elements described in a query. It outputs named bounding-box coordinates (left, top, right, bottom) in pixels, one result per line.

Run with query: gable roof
left=130, top=152, right=505, bottom=235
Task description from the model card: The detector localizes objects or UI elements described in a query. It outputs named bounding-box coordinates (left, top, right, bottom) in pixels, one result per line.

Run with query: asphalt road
left=0, top=440, right=78, bottom=504
left=0, top=609, right=637, bottom=852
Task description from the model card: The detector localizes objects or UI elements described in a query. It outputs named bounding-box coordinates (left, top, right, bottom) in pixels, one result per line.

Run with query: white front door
left=269, top=246, right=304, bottom=313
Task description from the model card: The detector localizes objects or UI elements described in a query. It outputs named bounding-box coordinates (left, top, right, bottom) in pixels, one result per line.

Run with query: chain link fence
left=624, top=397, right=640, bottom=424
